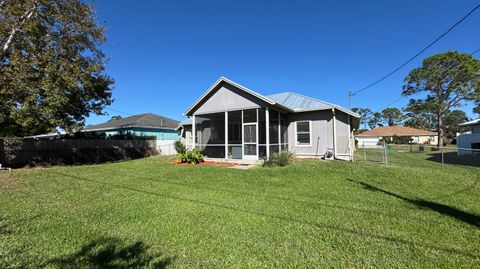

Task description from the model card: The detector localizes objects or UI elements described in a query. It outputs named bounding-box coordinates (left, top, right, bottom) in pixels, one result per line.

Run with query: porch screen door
left=243, top=123, right=257, bottom=160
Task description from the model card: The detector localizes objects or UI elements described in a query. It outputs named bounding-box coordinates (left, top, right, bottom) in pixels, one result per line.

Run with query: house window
left=296, top=121, right=311, bottom=146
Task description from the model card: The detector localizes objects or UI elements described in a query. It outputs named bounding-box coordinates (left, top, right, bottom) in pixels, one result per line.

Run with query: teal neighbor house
left=84, top=113, right=180, bottom=154
left=84, top=113, right=180, bottom=140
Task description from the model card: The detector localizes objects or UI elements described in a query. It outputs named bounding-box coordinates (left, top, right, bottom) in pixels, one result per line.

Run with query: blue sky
left=87, top=0, right=480, bottom=125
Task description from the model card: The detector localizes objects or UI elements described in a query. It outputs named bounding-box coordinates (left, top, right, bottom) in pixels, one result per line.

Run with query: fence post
left=384, top=141, right=388, bottom=165
left=441, top=146, right=444, bottom=171
left=363, top=142, right=367, bottom=163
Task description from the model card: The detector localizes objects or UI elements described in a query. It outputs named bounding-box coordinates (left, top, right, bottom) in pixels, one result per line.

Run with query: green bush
left=264, top=151, right=295, bottom=166
left=379, top=135, right=413, bottom=144
left=178, top=149, right=204, bottom=164
left=63, top=130, right=155, bottom=140
left=174, top=141, right=187, bottom=154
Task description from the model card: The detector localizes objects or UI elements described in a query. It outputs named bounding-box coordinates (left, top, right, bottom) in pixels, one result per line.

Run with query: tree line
left=353, top=51, right=480, bottom=146
left=352, top=107, right=468, bottom=142
left=0, top=1, right=479, bottom=148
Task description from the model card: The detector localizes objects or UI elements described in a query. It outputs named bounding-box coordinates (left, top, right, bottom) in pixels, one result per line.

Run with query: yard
left=0, top=154, right=479, bottom=268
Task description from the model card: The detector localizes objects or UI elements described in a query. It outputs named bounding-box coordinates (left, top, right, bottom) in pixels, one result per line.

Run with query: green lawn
left=0, top=155, right=479, bottom=268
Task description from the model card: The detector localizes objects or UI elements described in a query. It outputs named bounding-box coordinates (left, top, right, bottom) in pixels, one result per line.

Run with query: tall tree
left=474, top=89, right=480, bottom=115
left=403, top=99, right=436, bottom=130
left=0, top=0, right=114, bottom=137
left=368, top=112, right=383, bottom=129
left=402, top=51, right=480, bottom=146
left=381, top=107, right=403, bottom=126
left=108, top=115, right=122, bottom=122
left=351, top=108, right=372, bottom=130
left=443, top=110, right=468, bottom=139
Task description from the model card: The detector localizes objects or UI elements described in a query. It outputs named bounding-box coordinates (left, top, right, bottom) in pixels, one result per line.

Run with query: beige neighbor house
left=356, top=126, right=438, bottom=147
left=178, top=77, right=360, bottom=161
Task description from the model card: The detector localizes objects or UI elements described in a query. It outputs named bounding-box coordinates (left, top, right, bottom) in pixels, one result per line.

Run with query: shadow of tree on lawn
left=346, top=178, right=480, bottom=228
left=44, top=237, right=174, bottom=269
left=426, top=151, right=480, bottom=168
left=46, top=170, right=480, bottom=259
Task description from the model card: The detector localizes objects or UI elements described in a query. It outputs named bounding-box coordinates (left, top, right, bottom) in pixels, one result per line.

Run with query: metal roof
left=267, top=92, right=334, bottom=111
left=84, top=113, right=180, bottom=131
left=266, top=92, right=360, bottom=117
left=184, top=77, right=359, bottom=118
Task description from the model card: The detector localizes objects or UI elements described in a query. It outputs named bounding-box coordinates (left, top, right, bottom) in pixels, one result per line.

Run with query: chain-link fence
left=354, top=143, right=480, bottom=171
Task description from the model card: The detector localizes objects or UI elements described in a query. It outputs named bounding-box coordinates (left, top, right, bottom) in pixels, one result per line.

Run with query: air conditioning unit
left=324, top=149, right=334, bottom=160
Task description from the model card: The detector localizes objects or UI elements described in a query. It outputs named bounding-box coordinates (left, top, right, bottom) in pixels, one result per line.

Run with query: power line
left=371, top=47, right=480, bottom=112
left=375, top=96, right=407, bottom=112
left=351, top=3, right=480, bottom=97
left=104, top=107, right=134, bottom=116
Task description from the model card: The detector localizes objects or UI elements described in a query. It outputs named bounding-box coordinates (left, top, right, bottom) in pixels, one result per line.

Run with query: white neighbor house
left=457, top=119, right=480, bottom=155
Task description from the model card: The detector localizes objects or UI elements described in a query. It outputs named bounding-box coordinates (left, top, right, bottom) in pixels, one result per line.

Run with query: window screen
left=296, top=121, right=310, bottom=145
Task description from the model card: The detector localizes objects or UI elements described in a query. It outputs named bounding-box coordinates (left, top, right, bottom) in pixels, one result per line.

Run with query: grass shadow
left=426, top=152, right=480, bottom=168
left=44, top=236, right=174, bottom=269
left=346, top=178, right=480, bottom=228
left=46, top=170, right=480, bottom=259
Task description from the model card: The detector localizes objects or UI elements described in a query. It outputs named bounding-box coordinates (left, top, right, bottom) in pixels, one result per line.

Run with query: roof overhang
left=459, top=119, right=480, bottom=127
left=293, top=107, right=360, bottom=118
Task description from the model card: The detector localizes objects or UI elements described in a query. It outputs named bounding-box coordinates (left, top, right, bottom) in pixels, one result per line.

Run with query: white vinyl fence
left=156, top=140, right=178, bottom=156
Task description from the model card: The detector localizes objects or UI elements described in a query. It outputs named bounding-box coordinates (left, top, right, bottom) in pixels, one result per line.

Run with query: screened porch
left=192, top=108, right=287, bottom=160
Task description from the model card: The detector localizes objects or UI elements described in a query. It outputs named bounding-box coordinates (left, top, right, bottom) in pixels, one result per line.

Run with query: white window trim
left=295, top=120, right=312, bottom=147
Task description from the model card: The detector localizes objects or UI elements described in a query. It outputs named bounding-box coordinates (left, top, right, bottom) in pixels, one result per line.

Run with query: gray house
left=180, top=77, right=360, bottom=161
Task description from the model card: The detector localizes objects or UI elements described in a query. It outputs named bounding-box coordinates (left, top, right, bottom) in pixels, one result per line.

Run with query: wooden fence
left=0, top=138, right=159, bottom=168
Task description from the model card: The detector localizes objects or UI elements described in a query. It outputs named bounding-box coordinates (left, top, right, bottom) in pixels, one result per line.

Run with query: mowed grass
left=0, top=155, right=479, bottom=268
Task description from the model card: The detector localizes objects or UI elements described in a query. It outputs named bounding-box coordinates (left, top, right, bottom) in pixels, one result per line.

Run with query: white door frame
left=242, top=122, right=258, bottom=160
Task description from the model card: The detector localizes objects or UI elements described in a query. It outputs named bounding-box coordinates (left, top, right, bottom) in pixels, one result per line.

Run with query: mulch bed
left=170, top=160, right=239, bottom=167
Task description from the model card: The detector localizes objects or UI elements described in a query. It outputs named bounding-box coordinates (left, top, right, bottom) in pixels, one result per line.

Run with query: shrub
left=264, top=151, right=295, bottom=166
left=379, top=136, right=413, bottom=145
left=63, top=130, right=155, bottom=140
left=178, top=149, right=204, bottom=164
left=174, top=141, right=187, bottom=154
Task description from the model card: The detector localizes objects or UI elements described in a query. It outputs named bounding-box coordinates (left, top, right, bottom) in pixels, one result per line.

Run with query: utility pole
left=348, top=91, right=353, bottom=109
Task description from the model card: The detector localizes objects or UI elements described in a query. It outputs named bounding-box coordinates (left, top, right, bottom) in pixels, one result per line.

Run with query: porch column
left=225, top=111, right=228, bottom=160
left=256, top=108, right=259, bottom=160
left=266, top=107, right=270, bottom=159
left=241, top=110, right=244, bottom=158
left=278, top=111, right=281, bottom=153
left=332, top=109, right=336, bottom=157
left=192, top=115, right=196, bottom=150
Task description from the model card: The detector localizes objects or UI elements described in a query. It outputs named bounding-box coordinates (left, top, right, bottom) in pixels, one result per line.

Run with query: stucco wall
left=335, top=111, right=351, bottom=157
left=287, top=110, right=353, bottom=159
left=287, top=110, right=334, bottom=157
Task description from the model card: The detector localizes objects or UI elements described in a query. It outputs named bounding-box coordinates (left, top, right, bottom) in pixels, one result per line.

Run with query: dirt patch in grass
left=0, top=173, right=30, bottom=192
